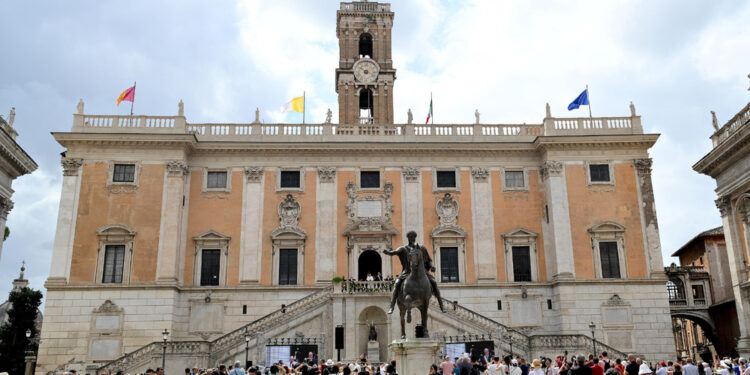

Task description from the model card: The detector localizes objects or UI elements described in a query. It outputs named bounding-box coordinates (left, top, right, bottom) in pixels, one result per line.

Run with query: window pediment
left=193, top=230, right=231, bottom=249
left=96, top=224, right=136, bottom=242
left=431, top=225, right=466, bottom=238
left=588, top=221, right=625, bottom=234
left=502, top=228, right=538, bottom=239
left=271, top=226, right=307, bottom=240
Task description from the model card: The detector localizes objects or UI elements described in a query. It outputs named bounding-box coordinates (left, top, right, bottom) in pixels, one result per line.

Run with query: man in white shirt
left=487, top=357, right=503, bottom=375
left=682, top=359, right=698, bottom=375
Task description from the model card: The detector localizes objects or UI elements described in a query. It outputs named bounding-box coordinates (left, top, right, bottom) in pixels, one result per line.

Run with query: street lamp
left=245, top=329, right=251, bottom=368
left=25, top=329, right=31, bottom=339
left=509, top=336, right=514, bottom=357
left=162, top=328, right=170, bottom=371
left=588, top=322, right=596, bottom=357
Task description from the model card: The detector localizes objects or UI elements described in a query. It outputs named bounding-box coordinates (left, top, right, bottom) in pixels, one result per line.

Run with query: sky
left=0, top=0, right=749, bottom=302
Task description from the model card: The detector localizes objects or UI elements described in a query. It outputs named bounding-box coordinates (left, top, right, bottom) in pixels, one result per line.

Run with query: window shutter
left=599, top=242, right=621, bottom=278
left=279, top=249, right=298, bottom=285
left=102, top=245, right=125, bottom=283
left=440, top=247, right=459, bottom=282
left=201, top=249, right=221, bottom=286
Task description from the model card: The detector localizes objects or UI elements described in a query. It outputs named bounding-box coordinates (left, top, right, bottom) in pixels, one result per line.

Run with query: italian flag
left=425, top=98, right=433, bottom=124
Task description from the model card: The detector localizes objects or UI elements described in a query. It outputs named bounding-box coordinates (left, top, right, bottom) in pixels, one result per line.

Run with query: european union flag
left=568, top=89, right=589, bottom=110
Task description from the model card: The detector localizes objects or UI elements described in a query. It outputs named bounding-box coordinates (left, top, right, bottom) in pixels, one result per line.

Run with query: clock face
left=353, top=60, right=379, bottom=83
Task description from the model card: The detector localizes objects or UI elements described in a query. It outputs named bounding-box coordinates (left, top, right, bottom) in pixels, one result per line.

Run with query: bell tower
left=336, top=1, right=396, bottom=124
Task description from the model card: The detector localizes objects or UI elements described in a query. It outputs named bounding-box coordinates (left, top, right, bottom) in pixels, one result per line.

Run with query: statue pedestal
left=389, top=339, right=442, bottom=375
left=368, top=340, right=380, bottom=363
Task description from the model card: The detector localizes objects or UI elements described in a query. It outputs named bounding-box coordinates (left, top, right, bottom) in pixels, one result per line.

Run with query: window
left=436, top=171, right=457, bottom=189
left=599, top=241, right=621, bottom=278
left=667, top=279, right=686, bottom=301
left=206, top=171, right=227, bottom=189
left=359, top=89, right=374, bottom=124
left=505, top=170, right=525, bottom=189
left=497, top=300, right=502, bottom=310
left=200, top=249, right=221, bottom=286
left=692, top=285, right=706, bottom=304
left=360, top=171, right=380, bottom=189
left=280, top=171, right=301, bottom=189
left=359, top=33, right=373, bottom=58
left=440, top=247, right=459, bottom=283
left=102, top=245, right=125, bottom=283
left=279, top=249, right=298, bottom=285
left=112, top=164, right=135, bottom=183
left=512, top=246, right=532, bottom=282
left=589, top=164, right=611, bottom=183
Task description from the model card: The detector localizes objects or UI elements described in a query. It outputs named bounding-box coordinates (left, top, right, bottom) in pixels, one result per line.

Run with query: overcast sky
left=0, top=0, right=748, bottom=301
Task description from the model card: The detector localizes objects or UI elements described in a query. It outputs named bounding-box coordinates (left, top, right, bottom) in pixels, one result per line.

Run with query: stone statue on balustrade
left=254, top=108, right=261, bottom=123
left=475, top=109, right=480, bottom=124
left=711, top=110, right=719, bottom=131
left=383, top=230, right=445, bottom=339
left=326, top=108, right=332, bottom=124
left=178, top=100, right=184, bottom=116
left=407, top=108, right=413, bottom=124
left=8, top=107, right=15, bottom=127
left=77, top=99, right=84, bottom=115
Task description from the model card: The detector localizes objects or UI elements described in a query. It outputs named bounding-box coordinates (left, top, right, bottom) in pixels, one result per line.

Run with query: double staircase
left=99, top=283, right=628, bottom=372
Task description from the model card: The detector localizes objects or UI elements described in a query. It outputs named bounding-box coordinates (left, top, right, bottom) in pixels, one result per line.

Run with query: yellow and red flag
left=117, top=85, right=136, bottom=106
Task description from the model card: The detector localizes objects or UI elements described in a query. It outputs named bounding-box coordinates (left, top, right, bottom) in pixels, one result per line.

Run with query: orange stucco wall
left=183, top=170, right=243, bottom=286
left=566, top=163, right=647, bottom=278
left=70, top=163, right=164, bottom=283
left=491, top=170, right=547, bottom=282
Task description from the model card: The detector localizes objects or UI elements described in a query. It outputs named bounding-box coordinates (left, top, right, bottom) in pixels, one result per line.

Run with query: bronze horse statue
left=396, top=245, right=433, bottom=339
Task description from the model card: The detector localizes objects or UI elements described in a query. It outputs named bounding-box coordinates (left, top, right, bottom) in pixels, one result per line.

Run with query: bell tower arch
left=336, top=1, right=396, bottom=124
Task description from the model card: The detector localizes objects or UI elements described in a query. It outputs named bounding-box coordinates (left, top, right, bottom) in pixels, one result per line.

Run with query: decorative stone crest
left=317, top=166, right=336, bottom=183
left=402, top=167, right=419, bottom=182
left=61, top=157, right=83, bottom=176
left=166, top=160, right=189, bottom=177
left=436, top=193, right=459, bottom=226
left=342, top=181, right=397, bottom=236
left=604, top=294, right=626, bottom=306
left=94, top=299, right=123, bottom=313
left=715, top=196, right=731, bottom=217
left=539, top=161, right=563, bottom=180
left=244, top=167, right=264, bottom=183
left=634, top=158, right=652, bottom=177
left=0, top=197, right=13, bottom=220
left=279, top=194, right=301, bottom=227
left=471, top=167, right=489, bottom=181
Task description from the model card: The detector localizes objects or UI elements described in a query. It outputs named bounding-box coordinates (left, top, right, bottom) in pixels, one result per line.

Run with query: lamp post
left=588, top=322, right=596, bottom=357
left=162, top=328, right=170, bottom=371
left=24, top=329, right=35, bottom=375
left=509, top=336, right=514, bottom=357
left=245, top=330, right=251, bottom=368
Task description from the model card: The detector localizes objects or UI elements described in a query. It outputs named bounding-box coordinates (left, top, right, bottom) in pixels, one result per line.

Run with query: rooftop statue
left=254, top=108, right=260, bottom=124
left=77, top=99, right=84, bottom=115
left=475, top=109, right=480, bottom=124
left=8, top=107, right=15, bottom=127
left=326, top=108, right=332, bottom=124
left=178, top=100, right=184, bottom=116
left=407, top=108, right=413, bottom=124
left=383, top=231, right=445, bottom=339
left=711, top=110, right=719, bottom=131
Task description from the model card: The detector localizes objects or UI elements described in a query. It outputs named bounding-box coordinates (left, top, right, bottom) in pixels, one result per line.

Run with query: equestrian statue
left=383, top=230, right=446, bottom=339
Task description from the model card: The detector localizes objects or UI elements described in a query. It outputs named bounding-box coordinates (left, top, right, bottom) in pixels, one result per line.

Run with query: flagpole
left=303, top=91, right=306, bottom=124
left=431, top=92, right=434, bottom=125
left=130, top=81, right=136, bottom=117
left=586, top=84, right=592, bottom=119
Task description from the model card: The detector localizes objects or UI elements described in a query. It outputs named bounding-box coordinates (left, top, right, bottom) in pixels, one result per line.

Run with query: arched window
left=667, top=279, right=686, bottom=304
left=359, top=33, right=373, bottom=58
left=359, top=88, right=374, bottom=123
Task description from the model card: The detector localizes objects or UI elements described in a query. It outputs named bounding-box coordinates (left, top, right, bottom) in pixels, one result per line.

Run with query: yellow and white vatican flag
left=281, top=96, right=304, bottom=113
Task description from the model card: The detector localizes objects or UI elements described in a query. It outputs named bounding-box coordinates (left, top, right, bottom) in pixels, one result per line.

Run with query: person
left=656, top=363, right=667, bottom=375
left=718, top=361, right=733, bottom=375
left=480, top=349, right=492, bottom=367
left=442, top=356, right=454, bottom=375
left=624, top=356, right=640, bottom=375
left=704, top=363, right=712, bottom=375
left=376, top=272, right=383, bottom=281
left=601, top=353, right=611, bottom=371
left=571, top=357, right=592, bottom=375
left=486, top=357, right=503, bottom=375
left=638, top=365, right=652, bottom=375
left=308, top=352, right=318, bottom=365
left=614, top=360, right=625, bottom=375
left=508, top=359, right=522, bottom=375
left=219, top=365, right=228, bottom=375
left=382, top=230, right=447, bottom=313
left=591, top=360, right=604, bottom=375
left=231, top=361, right=246, bottom=375
left=674, top=364, right=682, bottom=375
left=366, top=273, right=374, bottom=281
left=531, top=360, right=544, bottom=375
left=519, top=359, right=530, bottom=375
left=431, top=364, right=440, bottom=374
left=684, top=359, right=698, bottom=375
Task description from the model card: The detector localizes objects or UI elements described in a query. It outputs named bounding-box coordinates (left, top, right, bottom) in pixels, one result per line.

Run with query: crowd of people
left=428, top=350, right=747, bottom=375
left=82, top=350, right=750, bottom=375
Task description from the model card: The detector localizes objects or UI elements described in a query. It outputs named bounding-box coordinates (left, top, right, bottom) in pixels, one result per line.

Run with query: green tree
left=0, top=287, right=43, bottom=374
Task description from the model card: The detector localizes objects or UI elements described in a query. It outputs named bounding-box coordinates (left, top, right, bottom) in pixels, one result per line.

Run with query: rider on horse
left=383, top=230, right=447, bottom=314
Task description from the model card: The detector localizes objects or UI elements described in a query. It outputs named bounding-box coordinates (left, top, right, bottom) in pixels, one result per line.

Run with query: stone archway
left=358, top=250, right=382, bottom=281
left=358, top=306, right=389, bottom=363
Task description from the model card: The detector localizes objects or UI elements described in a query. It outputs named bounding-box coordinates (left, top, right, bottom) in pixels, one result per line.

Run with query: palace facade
left=37, top=1, right=675, bottom=373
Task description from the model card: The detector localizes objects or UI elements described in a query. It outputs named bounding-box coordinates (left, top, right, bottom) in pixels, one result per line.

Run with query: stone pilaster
left=240, top=167, right=264, bottom=284
left=0, top=196, right=12, bottom=262
left=401, top=167, right=423, bottom=242
left=47, top=157, right=83, bottom=284
left=634, top=158, right=665, bottom=278
left=716, top=195, right=750, bottom=357
left=540, top=160, right=575, bottom=280
left=315, top=167, right=337, bottom=282
left=155, top=161, right=188, bottom=284
left=470, top=167, right=497, bottom=281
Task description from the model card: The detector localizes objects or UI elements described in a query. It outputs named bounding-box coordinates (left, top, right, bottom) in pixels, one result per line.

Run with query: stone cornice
left=0, top=126, right=37, bottom=177
left=694, top=122, right=750, bottom=177
left=52, top=132, right=197, bottom=149
left=533, top=134, right=659, bottom=151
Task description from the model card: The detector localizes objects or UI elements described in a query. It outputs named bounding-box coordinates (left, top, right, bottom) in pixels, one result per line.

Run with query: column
left=634, top=159, right=666, bottom=278
left=156, top=161, right=188, bottom=284
left=47, top=157, right=83, bottom=284
left=0, top=196, right=12, bottom=263
left=401, top=167, right=423, bottom=241
left=240, top=167, right=265, bottom=284
left=470, top=167, right=497, bottom=281
left=717, top=197, right=750, bottom=357
left=316, top=167, right=337, bottom=282
left=540, top=161, right=575, bottom=279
